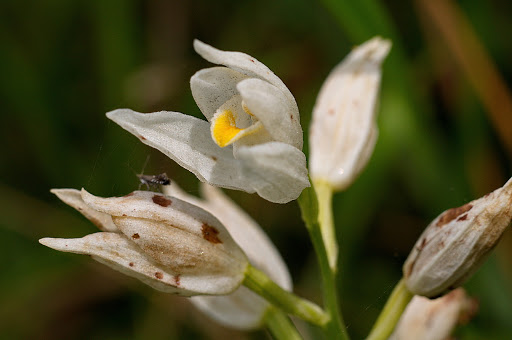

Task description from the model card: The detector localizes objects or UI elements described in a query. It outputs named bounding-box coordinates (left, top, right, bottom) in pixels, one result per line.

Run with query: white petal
left=190, top=67, right=248, bottom=121
left=80, top=189, right=247, bottom=267
left=390, top=289, right=476, bottom=340
left=237, top=78, right=302, bottom=149
left=193, top=40, right=292, bottom=99
left=51, top=188, right=118, bottom=232
left=235, top=142, right=310, bottom=203
left=200, top=184, right=291, bottom=289
left=191, top=286, right=268, bottom=330
left=106, top=109, right=253, bottom=193
left=192, top=184, right=292, bottom=329
left=39, top=232, right=224, bottom=296
left=309, top=37, right=391, bottom=191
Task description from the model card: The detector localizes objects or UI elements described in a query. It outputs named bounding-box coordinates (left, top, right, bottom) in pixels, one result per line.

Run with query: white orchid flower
left=309, top=37, right=391, bottom=191
left=40, top=189, right=248, bottom=296
left=107, top=40, right=309, bottom=204
left=162, top=182, right=292, bottom=330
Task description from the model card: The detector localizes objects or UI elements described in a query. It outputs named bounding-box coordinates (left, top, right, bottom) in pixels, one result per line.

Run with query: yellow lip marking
left=212, top=110, right=243, bottom=147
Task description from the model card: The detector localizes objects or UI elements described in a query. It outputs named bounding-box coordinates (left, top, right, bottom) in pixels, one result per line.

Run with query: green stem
left=298, top=186, right=349, bottom=340
left=264, top=306, right=303, bottom=340
left=314, top=180, right=338, bottom=271
left=365, top=279, right=414, bottom=340
left=243, top=265, right=329, bottom=326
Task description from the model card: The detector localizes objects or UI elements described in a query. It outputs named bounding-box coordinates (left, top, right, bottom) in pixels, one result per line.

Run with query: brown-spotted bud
left=403, top=177, right=512, bottom=297
left=40, top=189, right=249, bottom=296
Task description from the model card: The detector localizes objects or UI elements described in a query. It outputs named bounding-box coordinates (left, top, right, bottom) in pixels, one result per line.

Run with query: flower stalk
left=263, top=307, right=303, bottom=340
left=365, top=279, right=414, bottom=340
left=243, top=264, right=329, bottom=327
left=298, top=186, right=349, bottom=340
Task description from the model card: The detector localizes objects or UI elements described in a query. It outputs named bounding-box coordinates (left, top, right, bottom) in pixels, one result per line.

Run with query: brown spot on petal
left=202, top=224, right=222, bottom=244
left=129, top=262, right=134, bottom=267
left=328, top=108, right=335, bottom=115
left=139, top=135, right=146, bottom=140
left=416, top=238, right=427, bottom=251
left=122, top=214, right=127, bottom=217
left=152, top=195, right=172, bottom=207
left=155, top=272, right=163, bottom=279
left=457, top=214, right=468, bottom=222
left=436, top=203, right=473, bottom=227
left=211, top=156, right=217, bottom=161
left=123, top=192, right=135, bottom=197
left=250, top=58, right=255, bottom=63
left=132, top=233, right=140, bottom=239
left=174, top=275, right=181, bottom=286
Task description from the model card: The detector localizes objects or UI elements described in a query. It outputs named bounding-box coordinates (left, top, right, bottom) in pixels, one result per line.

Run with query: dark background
left=1, top=0, right=512, bottom=339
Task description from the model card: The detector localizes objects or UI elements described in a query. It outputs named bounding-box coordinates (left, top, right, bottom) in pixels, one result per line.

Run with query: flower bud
left=309, top=37, right=391, bottom=191
left=390, top=288, right=478, bottom=340
left=403, top=177, right=512, bottom=297
left=40, top=189, right=248, bottom=296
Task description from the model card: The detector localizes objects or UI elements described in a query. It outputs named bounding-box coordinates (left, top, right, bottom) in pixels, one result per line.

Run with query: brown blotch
left=250, top=58, right=255, bottom=63
left=139, top=135, right=146, bottom=140
left=436, top=203, right=473, bottom=227
left=123, top=192, right=135, bottom=197
left=129, top=262, right=134, bottom=267
left=155, top=272, right=163, bottom=280
left=122, top=214, right=127, bottom=217
left=290, top=114, right=293, bottom=121
left=132, top=233, right=140, bottom=239
left=416, top=238, right=427, bottom=251
left=202, top=224, right=222, bottom=244
left=328, top=108, right=335, bottom=115
left=152, top=195, right=172, bottom=207
left=174, top=275, right=181, bottom=286
left=211, top=156, right=218, bottom=161
left=457, top=214, right=468, bottom=222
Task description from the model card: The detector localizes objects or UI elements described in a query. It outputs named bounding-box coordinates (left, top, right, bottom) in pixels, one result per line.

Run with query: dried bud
left=390, top=288, right=478, bottom=340
left=404, top=177, right=512, bottom=297
left=40, top=189, right=248, bottom=296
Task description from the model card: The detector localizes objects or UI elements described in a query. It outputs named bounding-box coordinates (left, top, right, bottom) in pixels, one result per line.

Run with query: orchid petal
left=237, top=78, right=302, bottom=149
left=190, top=67, right=248, bottom=121
left=236, top=142, right=309, bottom=204
left=193, top=40, right=290, bottom=97
left=51, top=188, right=118, bottom=232
left=40, top=232, right=242, bottom=296
left=106, top=109, right=252, bottom=192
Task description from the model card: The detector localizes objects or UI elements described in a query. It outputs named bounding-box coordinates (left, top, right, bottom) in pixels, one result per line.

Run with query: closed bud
left=390, top=288, right=478, bottom=340
left=40, top=189, right=248, bottom=296
left=404, top=177, right=512, bottom=297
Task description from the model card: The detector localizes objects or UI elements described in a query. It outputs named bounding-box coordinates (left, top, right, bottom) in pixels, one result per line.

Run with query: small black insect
left=137, top=173, right=171, bottom=190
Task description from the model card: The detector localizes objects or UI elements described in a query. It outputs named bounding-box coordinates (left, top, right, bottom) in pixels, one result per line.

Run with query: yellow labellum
left=212, top=110, right=242, bottom=147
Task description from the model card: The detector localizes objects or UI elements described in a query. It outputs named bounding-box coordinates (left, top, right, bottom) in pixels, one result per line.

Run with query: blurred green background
left=1, top=0, right=512, bottom=339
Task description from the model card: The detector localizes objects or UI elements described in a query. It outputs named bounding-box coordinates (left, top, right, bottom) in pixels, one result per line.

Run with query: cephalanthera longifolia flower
left=309, top=37, right=391, bottom=191
left=40, top=189, right=248, bottom=296
left=390, top=288, right=477, bottom=340
left=404, top=177, right=512, bottom=297
left=163, top=182, right=292, bottom=330
left=107, top=40, right=309, bottom=204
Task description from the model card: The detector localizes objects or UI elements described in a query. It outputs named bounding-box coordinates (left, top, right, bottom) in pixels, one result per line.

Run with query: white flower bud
left=40, top=189, right=248, bottom=296
left=404, top=177, right=512, bottom=297
left=309, top=37, right=391, bottom=191
left=390, top=288, right=478, bottom=340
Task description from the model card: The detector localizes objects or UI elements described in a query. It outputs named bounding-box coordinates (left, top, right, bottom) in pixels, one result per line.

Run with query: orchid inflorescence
left=41, top=39, right=512, bottom=340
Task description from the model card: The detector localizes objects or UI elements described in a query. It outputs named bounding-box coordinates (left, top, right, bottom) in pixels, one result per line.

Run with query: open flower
left=403, top=177, right=512, bottom=297
left=107, top=40, right=309, bottom=204
left=309, top=37, right=391, bottom=191
left=40, top=189, right=248, bottom=296
left=163, top=182, right=292, bottom=330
